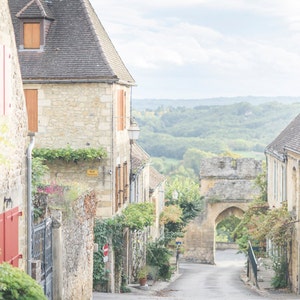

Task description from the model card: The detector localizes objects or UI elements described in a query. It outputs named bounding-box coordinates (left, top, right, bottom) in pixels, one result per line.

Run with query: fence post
left=52, top=211, right=63, bottom=300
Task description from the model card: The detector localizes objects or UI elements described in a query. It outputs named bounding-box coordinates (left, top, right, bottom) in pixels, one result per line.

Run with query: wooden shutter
left=4, top=207, right=21, bottom=267
left=117, top=90, right=126, bottom=131
left=24, top=23, right=40, bottom=49
left=24, top=89, right=38, bottom=132
left=115, top=166, right=120, bottom=212
left=123, top=162, right=128, bottom=203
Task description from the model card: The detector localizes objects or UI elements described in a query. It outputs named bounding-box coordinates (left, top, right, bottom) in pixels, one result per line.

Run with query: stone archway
left=182, top=157, right=262, bottom=264
left=183, top=203, right=248, bottom=264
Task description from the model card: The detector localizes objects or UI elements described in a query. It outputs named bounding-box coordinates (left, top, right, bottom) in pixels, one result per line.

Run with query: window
left=24, top=89, right=38, bottom=132
left=23, top=22, right=40, bottom=49
left=117, top=90, right=126, bottom=131
left=273, top=160, right=277, bottom=201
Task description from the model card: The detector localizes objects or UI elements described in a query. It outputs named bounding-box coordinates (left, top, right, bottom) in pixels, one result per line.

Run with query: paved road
left=93, top=249, right=265, bottom=300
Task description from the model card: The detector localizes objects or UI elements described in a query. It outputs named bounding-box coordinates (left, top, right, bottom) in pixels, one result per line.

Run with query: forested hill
left=133, top=96, right=300, bottom=111
left=133, top=101, right=300, bottom=164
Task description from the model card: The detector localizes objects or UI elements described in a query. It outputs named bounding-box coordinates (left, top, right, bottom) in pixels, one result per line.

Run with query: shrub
left=0, top=263, right=46, bottom=300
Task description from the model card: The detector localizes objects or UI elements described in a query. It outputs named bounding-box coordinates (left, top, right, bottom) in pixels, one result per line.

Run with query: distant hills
left=133, top=100, right=300, bottom=168
left=133, top=96, right=300, bottom=111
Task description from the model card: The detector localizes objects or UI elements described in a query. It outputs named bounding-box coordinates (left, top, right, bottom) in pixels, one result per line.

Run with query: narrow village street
left=93, top=249, right=266, bottom=300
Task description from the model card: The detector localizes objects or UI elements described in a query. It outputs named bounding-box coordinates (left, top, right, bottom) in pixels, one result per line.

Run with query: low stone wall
left=216, top=242, right=239, bottom=250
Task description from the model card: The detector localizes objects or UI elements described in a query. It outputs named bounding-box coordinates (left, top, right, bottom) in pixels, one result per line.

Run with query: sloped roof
left=9, top=0, right=135, bottom=84
left=149, top=166, right=165, bottom=191
left=16, top=0, right=54, bottom=19
left=265, top=113, right=300, bottom=160
left=131, top=143, right=150, bottom=174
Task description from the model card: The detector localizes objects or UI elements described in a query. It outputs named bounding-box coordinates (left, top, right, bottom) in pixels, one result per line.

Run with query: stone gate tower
left=183, top=157, right=262, bottom=264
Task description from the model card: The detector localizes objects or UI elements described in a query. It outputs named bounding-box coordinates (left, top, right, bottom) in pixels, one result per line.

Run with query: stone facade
left=25, top=82, right=132, bottom=218
left=265, top=114, right=300, bottom=294
left=183, top=157, right=262, bottom=264
left=0, top=0, right=28, bottom=270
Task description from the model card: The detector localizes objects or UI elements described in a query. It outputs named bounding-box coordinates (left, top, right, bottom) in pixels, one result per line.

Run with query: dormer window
left=16, top=0, right=54, bottom=51
left=23, top=22, right=41, bottom=49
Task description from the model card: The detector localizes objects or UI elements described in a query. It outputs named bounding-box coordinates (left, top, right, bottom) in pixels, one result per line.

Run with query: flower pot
left=139, top=277, right=147, bottom=286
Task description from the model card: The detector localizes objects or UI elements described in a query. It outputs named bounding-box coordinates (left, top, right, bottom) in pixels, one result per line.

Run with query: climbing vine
left=33, top=145, right=107, bottom=162
left=93, top=203, right=156, bottom=292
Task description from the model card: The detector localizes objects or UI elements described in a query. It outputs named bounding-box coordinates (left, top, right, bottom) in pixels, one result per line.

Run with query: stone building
left=265, top=113, right=300, bottom=294
left=8, top=0, right=135, bottom=297
left=184, top=157, right=262, bottom=264
left=8, top=0, right=165, bottom=296
left=0, top=0, right=28, bottom=270
left=8, top=0, right=135, bottom=219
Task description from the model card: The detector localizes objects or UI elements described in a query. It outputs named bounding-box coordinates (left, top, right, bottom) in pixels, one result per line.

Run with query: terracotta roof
left=149, top=166, right=165, bottom=190
left=265, top=113, right=300, bottom=160
left=9, top=0, right=135, bottom=84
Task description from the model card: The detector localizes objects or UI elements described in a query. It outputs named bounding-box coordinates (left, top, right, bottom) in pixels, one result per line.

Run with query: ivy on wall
left=93, top=203, right=156, bottom=292
left=33, top=145, right=107, bottom=163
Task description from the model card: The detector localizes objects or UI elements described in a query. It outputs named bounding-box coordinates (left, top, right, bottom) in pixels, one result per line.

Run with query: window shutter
left=24, top=89, right=38, bottom=132
left=117, top=90, right=126, bottom=131
left=4, top=207, right=21, bottom=267
left=24, top=23, right=40, bottom=49
left=123, top=162, right=128, bottom=203
left=115, top=166, right=120, bottom=212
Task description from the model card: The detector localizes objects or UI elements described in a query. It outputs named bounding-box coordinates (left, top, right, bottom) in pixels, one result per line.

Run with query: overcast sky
left=90, top=0, right=300, bottom=100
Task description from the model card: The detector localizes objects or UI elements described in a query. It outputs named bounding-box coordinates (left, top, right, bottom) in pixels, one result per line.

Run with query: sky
left=90, top=0, right=300, bottom=100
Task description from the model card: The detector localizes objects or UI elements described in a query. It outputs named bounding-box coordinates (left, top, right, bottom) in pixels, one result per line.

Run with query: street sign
left=103, top=243, right=109, bottom=262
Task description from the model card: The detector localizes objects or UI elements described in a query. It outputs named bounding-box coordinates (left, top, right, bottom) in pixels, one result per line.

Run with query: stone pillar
left=183, top=215, right=215, bottom=264
left=52, top=211, right=63, bottom=300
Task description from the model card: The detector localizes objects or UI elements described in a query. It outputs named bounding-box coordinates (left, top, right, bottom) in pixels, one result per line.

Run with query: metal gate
left=32, top=218, right=53, bottom=300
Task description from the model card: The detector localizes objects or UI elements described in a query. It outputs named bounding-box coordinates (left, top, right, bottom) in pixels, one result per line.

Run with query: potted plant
left=137, top=266, right=148, bottom=286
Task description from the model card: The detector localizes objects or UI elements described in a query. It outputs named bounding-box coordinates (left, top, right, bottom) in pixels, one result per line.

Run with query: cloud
left=90, top=0, right=300, bottom=98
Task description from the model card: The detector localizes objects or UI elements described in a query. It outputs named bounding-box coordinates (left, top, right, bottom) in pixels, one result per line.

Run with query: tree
left=162, top=177, right=203, bottom=244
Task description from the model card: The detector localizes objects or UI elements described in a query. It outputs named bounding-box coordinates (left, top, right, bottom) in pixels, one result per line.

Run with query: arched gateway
left=183, top=157, right=262, bottom=264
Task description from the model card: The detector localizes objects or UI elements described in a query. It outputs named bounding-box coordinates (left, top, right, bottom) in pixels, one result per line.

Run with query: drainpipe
left=27, top=132, right=35, bottom=276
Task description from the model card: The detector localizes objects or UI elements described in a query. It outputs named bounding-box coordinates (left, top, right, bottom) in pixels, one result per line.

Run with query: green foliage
left=33, top=145, right=107, bottom=162
left=271, top=255, right=288, bottom=289
left=134, top=102, right=300, bottom=162
left=93, top=217, right=124, bottom=292
left=146, top=241, right=172, bottom=280
left=233, top=165, right=268, bottom=252
left=183, top=148, right=215, bottom=175
left=0, top=263, right=46, bottom=300
left=216, top=215, right=241, bottom=243
left=93, top=203, right=155, bottom=291
left=122, top=203, right=155, bottom=230
left=163, top=177, right=203, bottom=244
left=32, top=157, right=49, bottom=194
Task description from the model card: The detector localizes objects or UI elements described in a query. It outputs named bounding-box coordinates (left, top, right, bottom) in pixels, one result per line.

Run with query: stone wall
left=0, top=0, right=28, bottom=270
left=51, top=190, right=97, bottom=300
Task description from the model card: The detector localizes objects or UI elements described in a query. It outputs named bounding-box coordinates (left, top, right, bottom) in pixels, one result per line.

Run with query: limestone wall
left=25, top=82, right=132, bottom=218
left=0, top=0, right=28, bottom=270
left=57, top=191, right=97, bottom=300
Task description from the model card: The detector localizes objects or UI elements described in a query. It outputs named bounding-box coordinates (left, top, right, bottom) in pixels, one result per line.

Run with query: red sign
left=103, top=243, right=109, bottom=257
